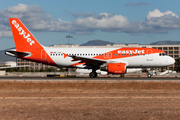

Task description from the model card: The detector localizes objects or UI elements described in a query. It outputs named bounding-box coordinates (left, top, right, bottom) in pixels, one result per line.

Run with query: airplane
left=5, top=18, right=175, bottom=78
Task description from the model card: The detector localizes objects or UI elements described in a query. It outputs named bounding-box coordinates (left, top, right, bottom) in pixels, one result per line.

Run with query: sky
left=0, top=0, right=180, bottom=50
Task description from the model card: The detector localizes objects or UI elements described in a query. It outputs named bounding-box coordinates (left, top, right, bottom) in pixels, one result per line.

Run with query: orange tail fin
left=9, top=18, right=57, bottom=66
left=9, top=18, right=43, bottom=51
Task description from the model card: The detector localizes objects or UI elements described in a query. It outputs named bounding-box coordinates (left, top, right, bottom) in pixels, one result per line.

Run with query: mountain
left=80, top=40, right=180, bottom=46
left=0, top=47, right=16, bottom=63
left=0, top=50, right=16, bottom=63
left=149, top=41, right=180, bottom=45
left=80, top=40, right=114, bottom=46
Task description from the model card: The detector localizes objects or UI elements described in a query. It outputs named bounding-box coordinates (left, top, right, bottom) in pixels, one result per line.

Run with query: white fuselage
left=44, top=47, right=175, bottom=68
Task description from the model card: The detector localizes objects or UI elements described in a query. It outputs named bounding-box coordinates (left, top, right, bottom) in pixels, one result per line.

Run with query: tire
left=89, top=72, right=97, bottom=78
left=147, top=74, right=151, bottom=78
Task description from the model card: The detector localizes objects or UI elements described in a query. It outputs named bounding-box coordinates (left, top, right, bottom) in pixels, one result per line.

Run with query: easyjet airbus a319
left=6, top=18, right=175, bottom=78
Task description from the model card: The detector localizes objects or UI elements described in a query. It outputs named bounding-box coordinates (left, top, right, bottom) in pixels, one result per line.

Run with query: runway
left=0, top=76, right=179, bottom=81
left=0, top=76, right=180, bottom=119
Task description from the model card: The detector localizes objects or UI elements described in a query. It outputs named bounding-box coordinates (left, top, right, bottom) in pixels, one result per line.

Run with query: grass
left=0, top=80, right=179, bottom=92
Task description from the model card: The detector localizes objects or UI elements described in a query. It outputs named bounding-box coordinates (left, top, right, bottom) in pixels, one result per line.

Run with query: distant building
left=5, top=61, right=16, bottom=67
left=17, top=59, right=57, bottom=71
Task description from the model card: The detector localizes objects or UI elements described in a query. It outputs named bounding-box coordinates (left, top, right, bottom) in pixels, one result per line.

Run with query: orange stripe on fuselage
left=93, top=48, right=164, bottom=60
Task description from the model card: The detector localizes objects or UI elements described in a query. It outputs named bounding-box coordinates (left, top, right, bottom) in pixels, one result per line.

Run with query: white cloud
left=74, top=13, right=129, bottom=33
left=74, top=9, right=180, bottom=34
left=0, top=3, right=180, bottom=37
left=0, top=31, right=12, bottom=38
left=146, top=9, right=178, bottom=19
left=144, top=9, right=180, bottom=33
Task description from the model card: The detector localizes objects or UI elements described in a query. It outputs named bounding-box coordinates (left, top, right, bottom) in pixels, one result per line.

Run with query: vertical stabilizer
left=9, top=18, right=42, bottom=51
left=9, top=18, right=57, bottom=66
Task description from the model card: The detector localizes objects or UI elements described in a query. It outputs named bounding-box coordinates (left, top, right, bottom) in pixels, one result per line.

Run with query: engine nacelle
left=107, top=63, right=126, bottom=74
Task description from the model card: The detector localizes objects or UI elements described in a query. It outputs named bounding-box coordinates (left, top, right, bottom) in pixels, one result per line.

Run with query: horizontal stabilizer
left=5, top=49, right=31, bottom=57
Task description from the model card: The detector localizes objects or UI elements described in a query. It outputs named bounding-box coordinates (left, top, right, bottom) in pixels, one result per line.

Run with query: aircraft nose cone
left=170, top=57, right=175, bottom=65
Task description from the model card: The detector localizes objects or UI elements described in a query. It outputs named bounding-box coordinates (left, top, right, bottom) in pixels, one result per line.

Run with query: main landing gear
left=146, top=71, right=152, bottom=78
left=89, top=71, right=97, bottom=78
left=147, top=73, right=152, bottom=78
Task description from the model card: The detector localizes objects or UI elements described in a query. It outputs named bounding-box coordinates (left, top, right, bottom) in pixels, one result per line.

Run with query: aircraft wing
left=69, top=55, right=107, bottom=68
left=70, top=55, right=107, bottom=62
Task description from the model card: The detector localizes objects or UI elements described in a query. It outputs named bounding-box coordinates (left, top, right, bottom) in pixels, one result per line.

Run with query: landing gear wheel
left=89, top=72, right=97, bottom=78
left=147, top=74, right=151, bottom=78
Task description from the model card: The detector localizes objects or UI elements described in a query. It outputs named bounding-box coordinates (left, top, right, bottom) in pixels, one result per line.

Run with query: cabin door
left=41, top=49, right=47, bottom=61
left=146, top=50, right=153, bottom=61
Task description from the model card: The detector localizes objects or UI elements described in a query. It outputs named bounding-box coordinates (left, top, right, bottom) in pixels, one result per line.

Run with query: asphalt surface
left=0, top=76, right=179, bottom=81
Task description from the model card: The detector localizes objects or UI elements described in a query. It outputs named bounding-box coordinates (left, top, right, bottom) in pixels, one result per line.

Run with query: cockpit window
left=159, top=53, right=167, bottom=56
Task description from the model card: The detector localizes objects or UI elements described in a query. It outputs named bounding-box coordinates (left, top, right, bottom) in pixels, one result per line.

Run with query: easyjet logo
left=12, top=20, right=35, bottom=46
left=118, top=49, right=145, bottom=54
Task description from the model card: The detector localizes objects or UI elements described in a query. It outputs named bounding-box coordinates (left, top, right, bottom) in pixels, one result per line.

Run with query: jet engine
left=100, top=63, right=126, bottom=74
